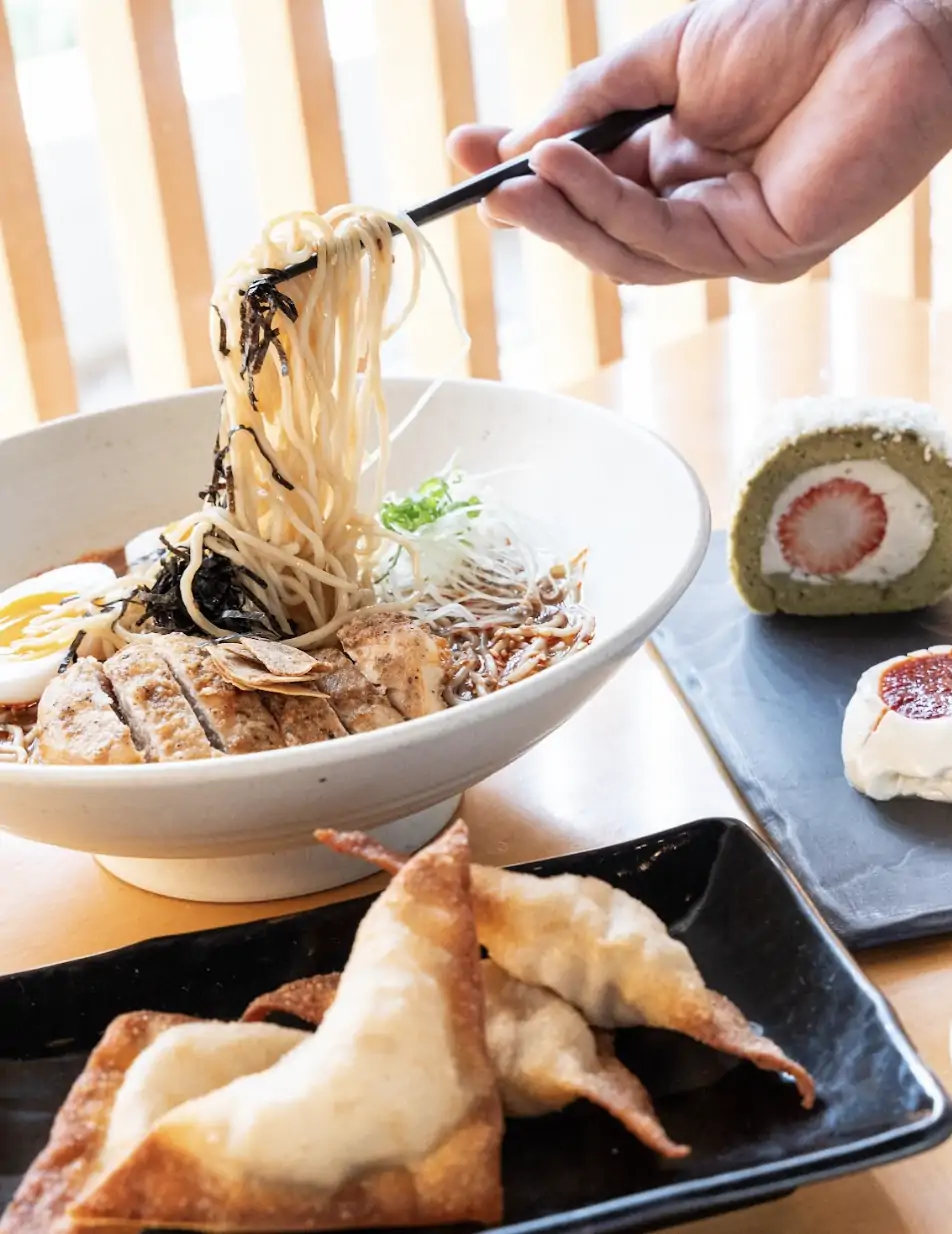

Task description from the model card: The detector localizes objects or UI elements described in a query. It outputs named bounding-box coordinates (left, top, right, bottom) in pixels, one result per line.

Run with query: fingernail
left=527, top=138, right=563, bottom=173
left=527, top=139, right=552, bottom=169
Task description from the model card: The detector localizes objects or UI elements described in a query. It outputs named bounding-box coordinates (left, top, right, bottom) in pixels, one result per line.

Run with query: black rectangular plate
left=653, top=532, right=952, bottom=948
left=1, top=818, right=948, bottom=1234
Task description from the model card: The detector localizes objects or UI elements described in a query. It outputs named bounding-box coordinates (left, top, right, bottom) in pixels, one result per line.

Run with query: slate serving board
left=652, top=531, right=952, bottom=948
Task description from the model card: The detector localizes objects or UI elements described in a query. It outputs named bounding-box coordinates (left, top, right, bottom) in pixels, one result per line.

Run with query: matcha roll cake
left=730, top=396, right=952, bottom=615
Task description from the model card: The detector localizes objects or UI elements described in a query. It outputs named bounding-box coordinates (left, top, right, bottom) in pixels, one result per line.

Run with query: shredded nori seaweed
left=212, top=303, right=229, bottom=357
left=142, top=268, right=310, bottom=638
left=59, top=630, right=86, bottom=674
left=238, top=279, right=299, bottom=409
left=133, top=540, right=283, bottom=639
left=199, top=424, right=293, bottom=512
left=230, top=423, right=294, bottom=490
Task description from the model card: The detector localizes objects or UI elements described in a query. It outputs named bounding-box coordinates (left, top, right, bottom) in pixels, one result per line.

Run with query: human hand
left=448, top=0, right=952, bottom=284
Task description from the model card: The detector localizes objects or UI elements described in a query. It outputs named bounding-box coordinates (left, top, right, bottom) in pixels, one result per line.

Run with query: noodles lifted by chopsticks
left=175, top=207, right=441, bottom=648
left=11, top=208, right=459, bottom=658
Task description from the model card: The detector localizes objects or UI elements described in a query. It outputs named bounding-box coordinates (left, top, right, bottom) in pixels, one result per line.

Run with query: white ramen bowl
left=0, top=379, right=709, bottom=902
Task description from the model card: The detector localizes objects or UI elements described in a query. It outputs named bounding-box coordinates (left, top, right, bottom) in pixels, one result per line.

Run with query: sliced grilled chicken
left=307, top=647, right=403, bottom=734
left=338, top=612, right=448, bottom=718
left=153, top=634, right=283, bottom=755
left=102, top=644, right=214, bottom=763
left=34, top=658, right=142, bottom=765
left=263, top=693, right=348, bottom=746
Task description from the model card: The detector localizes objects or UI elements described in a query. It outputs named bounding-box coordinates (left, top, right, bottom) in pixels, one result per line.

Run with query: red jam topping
left=879, top=653, right=952, bottom=720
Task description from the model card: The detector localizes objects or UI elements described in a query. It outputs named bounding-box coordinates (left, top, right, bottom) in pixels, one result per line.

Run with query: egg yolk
left=0, top=592, right=73, bottom=660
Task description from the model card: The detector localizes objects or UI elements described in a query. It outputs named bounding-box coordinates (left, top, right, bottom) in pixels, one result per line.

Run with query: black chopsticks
left=250, top=106, right=672, bottom=293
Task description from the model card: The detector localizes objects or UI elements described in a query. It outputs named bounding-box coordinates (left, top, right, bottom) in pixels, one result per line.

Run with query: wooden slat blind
left=836, top=183, right=932, bottom=301
left=612, top=0, right=733, bottom=342
left=374, top=0, right=499, bottom=380
left=913, top=181, right=933, bottom=303
left=77, top=0, right=217, bottom=398
left=503, top=0, right=624, bottom=387
left=232, top=0, right=349, bottom=221
left=0, top=3, right=76, bottom=433
left=932, top=155, right=952, bottom=307
left=0, top=0, right=947, bottom=443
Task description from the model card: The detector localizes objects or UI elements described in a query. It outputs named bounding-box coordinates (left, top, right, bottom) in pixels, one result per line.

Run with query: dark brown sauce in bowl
left=0, top=702, right=37, bottom=729
left=74, top=547, right=129, bottom=575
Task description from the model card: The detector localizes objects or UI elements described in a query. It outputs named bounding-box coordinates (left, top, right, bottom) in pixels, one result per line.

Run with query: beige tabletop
left=3, top=282, right=952, bottom=1233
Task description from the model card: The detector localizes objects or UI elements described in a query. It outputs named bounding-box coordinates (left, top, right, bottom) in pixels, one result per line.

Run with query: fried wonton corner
left=0, top=1010, right=190, bottom=1234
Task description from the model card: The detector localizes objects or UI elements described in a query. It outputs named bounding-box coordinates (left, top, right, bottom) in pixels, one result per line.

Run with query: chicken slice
left=306, top=647, right=403, bottom=734
left=263, top=692, right=347, bottom=746
left=338, top=613, right=448, bottom=718
left=34, top=658, right=142, bottom=765
left=102, top=644, right=214, bottom=763
left=152, top=634, right=283, bottom=755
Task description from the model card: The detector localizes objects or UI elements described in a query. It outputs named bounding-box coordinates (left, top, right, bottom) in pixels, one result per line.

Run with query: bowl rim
left=0, top=375, right=711, bottom=785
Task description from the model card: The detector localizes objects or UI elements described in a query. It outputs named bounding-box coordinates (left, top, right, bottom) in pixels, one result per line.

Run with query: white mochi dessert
left=843, top=645, right=952, bottom=801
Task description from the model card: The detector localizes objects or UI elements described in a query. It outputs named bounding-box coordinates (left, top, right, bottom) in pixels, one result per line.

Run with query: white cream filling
left=842, top=646, right=952, bottom=802
left=761, top=460, right=935, bottom=585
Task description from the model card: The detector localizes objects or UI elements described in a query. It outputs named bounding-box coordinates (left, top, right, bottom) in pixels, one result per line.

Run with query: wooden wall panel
left=931, top=155, right=952, bottom=308
left=503, top=0, right=623, bottom=386
left=77, top=0, right=217, bottom=398
left=0, top=3, right=76, bottom=433
left=374, top=0, right=499, bottom=379
left=612, top=0, right=732, bottom=343
left=835, top=184, right=932, bottom=302
left=232, top=0, right=349, bottom=221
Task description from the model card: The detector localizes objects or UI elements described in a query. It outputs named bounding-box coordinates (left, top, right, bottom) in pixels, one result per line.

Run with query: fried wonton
left=243, top=964, right=688, bottom=1160
left=0, top=1011, right=188, bottom=1234
left=479, top=960, right=688, bottom=1156
left=70, top=822, right=503, bottom=1232
left=315, top=827, right=815, bottom=1110
left=242, top=973, right=342, bottom=1027
left=470, top=863, right=816, bottom=1108
left=2, top=1016, right=306, bottom=1234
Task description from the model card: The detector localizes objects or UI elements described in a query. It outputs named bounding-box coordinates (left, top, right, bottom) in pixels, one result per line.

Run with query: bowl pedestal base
left=94, top=795, right=461, bottom=904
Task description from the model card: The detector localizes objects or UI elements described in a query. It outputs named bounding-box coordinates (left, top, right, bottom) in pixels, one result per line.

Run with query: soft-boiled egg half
left=842, top=645, right=952, bottom=801
left=125, top=525, right=166, bottom=571
left=0, top=563, right=117, bottom=706
left=124, top=521, right=188, bottom=571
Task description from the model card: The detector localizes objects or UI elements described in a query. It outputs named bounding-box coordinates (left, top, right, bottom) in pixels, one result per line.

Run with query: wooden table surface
left=4, top=281, right=952, bottom=1233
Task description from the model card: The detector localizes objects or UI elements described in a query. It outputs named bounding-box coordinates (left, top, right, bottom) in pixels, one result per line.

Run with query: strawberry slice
left=777, top=477, right=887, bottom=575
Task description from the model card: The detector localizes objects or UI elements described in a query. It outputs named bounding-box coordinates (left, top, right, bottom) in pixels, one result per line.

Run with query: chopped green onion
left=380, top=475, right=481, bottom=534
